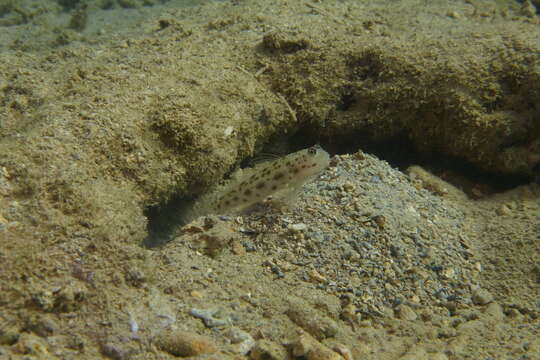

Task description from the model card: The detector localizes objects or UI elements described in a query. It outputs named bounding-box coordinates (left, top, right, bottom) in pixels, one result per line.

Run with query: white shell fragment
left=224, top=126, right=234, bottom=137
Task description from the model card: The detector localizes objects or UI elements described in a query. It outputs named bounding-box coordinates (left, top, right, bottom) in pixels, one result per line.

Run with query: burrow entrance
left=143, top=130, right=535, bottom=248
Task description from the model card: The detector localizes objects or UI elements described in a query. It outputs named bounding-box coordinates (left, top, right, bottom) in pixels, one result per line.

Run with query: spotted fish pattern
left=185, top=145, right=330, bottom=222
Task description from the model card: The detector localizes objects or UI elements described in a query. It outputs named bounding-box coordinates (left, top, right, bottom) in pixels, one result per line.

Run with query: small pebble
left=101, top=343, right=128, bottom=360
left=484, top=302, right=504, bottom=320
left=288, top=223, right=307, bottom=232
left=13, top=333, right=49, bottom=356
left=395, top=304, right=417, bottom=321
left=190, top=308, right=230, bottom=327
left=224, top=327, right=255, bottom=355
left=286, top=301, right=339, bottom=339
left=155, top=329, right=218, bottom=357
left=472, top=288, right=494, bottom=305
left=290, top=333, right=342, bottom=360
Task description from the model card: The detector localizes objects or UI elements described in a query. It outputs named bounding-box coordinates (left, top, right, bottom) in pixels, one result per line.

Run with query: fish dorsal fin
left=246, top=153, right=282, bottom=167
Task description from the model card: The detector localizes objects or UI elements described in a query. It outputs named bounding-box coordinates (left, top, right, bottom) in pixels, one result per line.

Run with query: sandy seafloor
left=0, top=0, right=539, bottom=359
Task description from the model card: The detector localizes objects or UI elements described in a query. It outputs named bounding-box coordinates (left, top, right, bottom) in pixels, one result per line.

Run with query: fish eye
left=308, top=147, right=317, bottom=155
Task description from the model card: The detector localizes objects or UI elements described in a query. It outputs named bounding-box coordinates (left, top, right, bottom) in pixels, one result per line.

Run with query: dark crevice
left=144, top=128, right=534, bottom=248
left=143, top=195, right=190, bottom=248
left=336, top=92, right=356, bottom=111
left=290, top=128, right=533, bottom=198
left=56, top=0, right=82, bottom=11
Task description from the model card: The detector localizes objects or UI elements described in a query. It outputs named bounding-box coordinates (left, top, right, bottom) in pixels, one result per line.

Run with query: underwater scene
left=0, top=0, right=539, bottom=359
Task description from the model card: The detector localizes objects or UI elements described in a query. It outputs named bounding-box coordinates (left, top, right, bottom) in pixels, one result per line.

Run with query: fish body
left=185, top=145, right=330, bottom=222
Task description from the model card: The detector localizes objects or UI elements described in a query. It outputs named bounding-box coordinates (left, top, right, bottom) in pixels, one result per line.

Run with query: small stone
left=395, top=304, right=417, bottom=321
left=532, top=265, right=540, bottom=283
left=354, top=151, right=365, bottom=160
left=224, top=126, right=234, bottom=137
left=27, top=316, right=58, bottom=337
left=286, top=301, right=339, bottom=340
left=34, top=285, right=84, bottom=313
left=496, top=204, right=512, bottom=216
left=181, top=223, right=205, bottom=234
left=342, top=182, right=354, bottom=192
left=372, top=215, right=386, bottom=229
left=446, top=334, right=467, bottom=353
left=13, top=333, right=49, bottom=355
left=484, top=302, right=504, bottom=320
left=250, top=340, right=288, bottom=360
left=101, top=343, right=128, bottom=360
left=191, top=290, right=204, bottom=299
left=472, top=288, right=494, bottom=305
left=242, top=239, right=257, bottom=252
left=224, top=327, right=255, bottom=355
left=288, top=223, right=307, bottom=232
left=30, top=290, right=55, bottom=312
left=442, top=301, right=457, bottom=313
left=231, top=239, right=246, bottom=256
left=521, top=0, right=537, bottom=17
left=190, top=307, right=230, bottom=328
left=330, top=343, right=353, bottom=360
left=0, top=319, right=20, bottom=345
left=125, top=268, right=146, bottom=287
left=155, top=329, right=218, bottom=357
left=308, top=269, right=327, bottom=284
left=474, top=262, right=483, bottom=272
left=420, top=309, right=433, bottom=322
left=506, top=308, right=521, bottom=318
left=340, top=303, right=358, bottom=324
left=290, top=333, right=342, bottom=360
left=441, top=267, right=456, bottom=280
left=195, top=232, right=232, bottom=258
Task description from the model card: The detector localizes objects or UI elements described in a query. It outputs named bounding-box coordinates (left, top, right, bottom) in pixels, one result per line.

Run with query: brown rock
left=484, top=302, right=504, bottom=320
left=156, top=329, right=218, bottom=357
left=472, top=288, right=494, bottom=305
left=286, top=301, right=339, bottom=340
left=290, top=333, right=342, bottom=360
left=12, top=333, right=50, bottom=356
left=395, top=304, right=417, bottom=321
left=328, top=342, right=353, bottom=360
